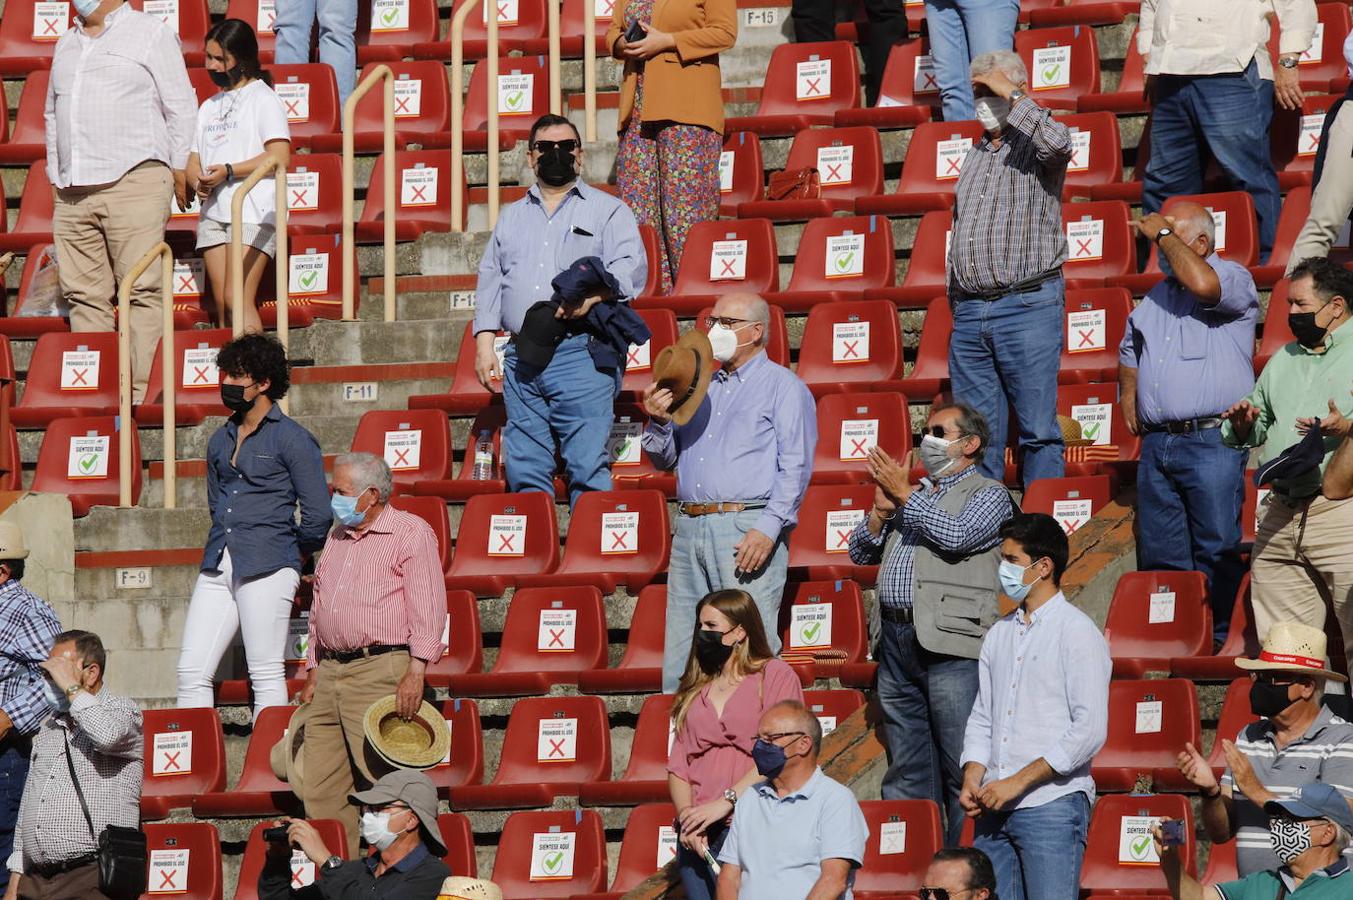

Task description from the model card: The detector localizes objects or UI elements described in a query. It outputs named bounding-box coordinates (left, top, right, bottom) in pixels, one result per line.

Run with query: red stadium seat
left=1062, top=201, right=1135, bottom=293
left=225, top=0, right=277, bottom=60
left=355, top=0, right=438, bottom=62
left=694, top=303, right=791, bottom=367
left=388, top=495, right=452, bottom=572
left=811, top=393, right=912, bottom=485
left=804, top=688, right=866, bottom=736
left=577, top=584, right=666, bottom=694
left=740, top=127, right=884, bottom=221
left=135, top=328, right=232, bottom=426
left=413, top=405, right=508, bottom=500
left=128, top=0, right=210, bottom=64
left=488, top=809, right=607, bottom=898
left=412, top=0, right=548, bottom=59
left=0, top=0, right=74, bottom=74
left=853, top=800, right=943, bottom=898
left=1267, top=3, right=1352, bottom=92
left=608, top=404, right=677, bottom=497
left=355, top=150, right=464, bottom=242
left=583, top=802, right=680, bottom=898
left=719, top=131, right=766, bottom=217
left=1080, top=794, right=1196, bottom=894
left=725, top=42, right=861, bottom=137
left=141, top=708, right=227, bottom=820
left=0, top=163, right=56, bottom=253
left=0, top=71, right=48, bottom=164
left=1203, top=838, right=1240, bottom=885
left=1105, top=571, right=1211, bottom=678
left=443, top=491, right=560, bottom=596
left=517, top=489, right=670, bottom=593
left=350, top=408, right=452, bottom=493
left=1056, top=382, right=1141, bottom=477
left=578, top=693, right=674, bottom=807
left=1253, top=185, right=1311, bottom=287
left=778, top=580, right=868, bottom=680
left=448, top=586, right=607, bottom=697
left=192, top=704, right=303, bottom=818
left=282, top=154, right=345, bottom=236
left=424, top=591, right=484, bottom=686
left=521, top=0, right=615, bottom=57
left=772, top=215, right=895, bottom=311
left=1172, top=574, right=1260, bottom=680
left=788, top=484, right=880, bottom=584
left=142, top=822, right=223, bottom=900
left=1014, top=25, right=1100, bottom=111
left=0, top=245, right=75, bottom=339
left=1059, top=287, right=1132, bottom=382
left=865, top=210, right=951, bottom=309
left=1255, top=280, right=1297, bottom=373
left=450, top=696, right=611, bottom=810
left=900, top=297, right=953, bottom=398
left=856, top=121, right=985, bottom=216
left=619, top=310, right=677, bottom=397
left=266, top=64, right=341, bottom=150
left=257, top=231, right=349, bottom=324
left=32, top=415, right=140, bottom=516
left=0, top=424, right=20, bottom=492
left=796, top=300, right=906, bottom=398
left=1029, top=0, right=1140, bottom=28
left=407, top=323, right=505, bottom=414
left=1078, top=26, right=1147, bottom=113
left=1021, top=475, right=1115, bottom=536
left=647, top=218, right=779, bottom=316
left=460, top=56, right=550, bottom=150
left=425, top=698, right=486, bottom=797
left=1092, top=678, right=1202, bottom=792
left=1271, top=96, right=1339, bottom=191
left=313, top=60, right=452, bottom=152
left=637, top=222, right=663, bottom=298
left=437, top=813, right=478, bottom=877
left=1109, top=192, right=1260, bottom=294
left=1206, top=677, right=1260, bottom=779
left=234, top=820, right=348, bottom=900
left=835, top=38, right=938, bottom=129
left=1242, top=477, right=1269, bottom=546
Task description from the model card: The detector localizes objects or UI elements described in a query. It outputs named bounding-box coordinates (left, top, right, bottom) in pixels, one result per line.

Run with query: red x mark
left=42, top=18, right=59, bottom=34
left=162, top=751, right=182, bottom=771
left=1306, top=132, right=1321, bottom=151
left=849, top=438, right=868, bottom=457
left=834, top=529, right=850, bottom=548
left=291, top=189, right=310, bottom=207
left=840, top=340, right=859, bottom=359
left=395, top=96, right=411, bottom=114
left=547, top=628, right=565, bottom=648
left=804, top=78, right=822, bottom=96
left=1062, top=519, right=1080, bottom=533
left=921, top=72, right=938, bottom=90
left=1075, top=238, right=1095, bottom=257
left=69, top=368, right=89, bottom=386
left=392, top=448, right=411, bottom=467
left=627, top=345, right=643, bottom=366
left=159, top=871, right=179, bottom=890
left=825, top=163, right=844, bottom=182
left=291, top=865, right=308, bottom=886
left=1076, top=329, right=1096, bottom=348
left=263, top=12, right=276, bottom=28
left=945, top=157, right=962, bottom=175
left=599, top=0, right=614, bottom=14
left=409, top=185, right=428, bottom=203
left=719, top=258, right=738, bottom=276
left=610, top=531, right=630, bottom=551
left=496, top=534, right=516, bottom=553
left=497, top=1, right=510, bottom=17
left=284, top=99, right=302, bottom=117
left=547, top=737, right=567, bottom=757
left=177, top=274, right=196, bottom=292
left=191, top=366, right=210, bottom=384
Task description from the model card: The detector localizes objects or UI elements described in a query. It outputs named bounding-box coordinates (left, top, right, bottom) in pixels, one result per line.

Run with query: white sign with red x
left=287, top=170, right=320, bottom=212
left=913, top=54, right=939, bottom=95
left=143, top=0, right=180, bottom=33
left=718, top=151, right=735, bottom=193
left=61, top=349, right=100, bottom=391
left=831, top=321, right=870, bottom=364
left=499, top=73, right=534, bottom=117
left=709, top=239, right=748, bottom=281
left=608, top=418, right=642, bottom=467
left=879, top=821, right=907, bottom=855
left=790, top=602, right=832, bottom=649
left=1299, top=113, right=1325, bottom=157
left=182, top=346, right=219, bottom=390
left=1301, top=23, right=1325, bottom=64
left=935, top=138, right=972, bottom=180
left=839, top=418, right=879, bottom=461
left=172, top=257, right=206, bottom=300
left=626, top=340, right=651, bottom=370
left=484, top=0, right=520, bottom=24
left=67, top=434, right=109, bottom=480
left=152, top=732, right=193, bottom=777
left=32, top=2, right=69, bottom=40
left=824, top=509, right=864, bottom=553
left=286, top=612, right=309, bottom=662
left=256, top=0, right=276, bottom=32
left=372, top=0, right=410, bottom=31
left=1066, top=219, right=1104, bottom=262
left=538, top=608, right=578, bottom=652
left=1068, top=129, right=1091, bottom=172
left=1052, top=498, right=1092, bottom=535
left=1148, top=590, right=1176, bottom=625
left=401, top=166, right=439, bottom=207
left=795, top=59, right=832, bottom=101
left=275, top=81, right=311, bottom=122
left=290, top=252, right=330, bottom=296
left=1135, top=699, right=1162, bottom=734
left=383, top=429, right=422, bottom=471
left=1066, top=308, right=1106, bottom=352
left=825, top=233, right=864, bottom=279
left=656, top=826, right=679, bottom=866
left=1206, top=207, right=1227, bottom=252
left=817, top=145, right=854, bottom=186
left=290, top=851, right=316, bottom=887
left=594, top=0, right=615, bottom=17
left=488, top=514, right=527, bottom=557
left=601, top=511, right=640, bottom=555
left=393, top=78, right=423, bottom=118
left=1070, top=402, right=1112, bottom=446
left=1032, top=45, right=1071, bottom=91
left=536, top=718, right=578, bottom=762
left=148, top=848, right=190, bottom=894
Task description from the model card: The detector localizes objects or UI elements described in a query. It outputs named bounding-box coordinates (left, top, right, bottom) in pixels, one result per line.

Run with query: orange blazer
left=606, top=0, right=737, bottom=135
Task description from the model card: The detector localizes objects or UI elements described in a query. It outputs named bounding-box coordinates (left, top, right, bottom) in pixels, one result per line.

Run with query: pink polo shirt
left=667, top=658, right=804, bottom=805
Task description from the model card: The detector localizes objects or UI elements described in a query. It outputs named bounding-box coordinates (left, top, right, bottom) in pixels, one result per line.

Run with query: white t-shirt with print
left=192, top=79, right=291, bottom=225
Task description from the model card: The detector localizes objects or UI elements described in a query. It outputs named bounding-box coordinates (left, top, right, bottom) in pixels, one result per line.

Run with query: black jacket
left=258, top=843, right=450, bottom=900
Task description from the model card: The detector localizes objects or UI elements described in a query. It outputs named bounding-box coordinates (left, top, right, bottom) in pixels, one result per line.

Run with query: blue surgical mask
left=999, top=559, right=1043, bottom=602
left=73, top=0, right=101, bottom=19
left=330, top=490, right=368, bottom=528
left=751, top=739, right=788, bottom=778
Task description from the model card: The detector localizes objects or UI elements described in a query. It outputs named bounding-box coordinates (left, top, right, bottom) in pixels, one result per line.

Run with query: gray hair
left=970, top=50, right=1027, bottom=86
left=723, top=293, right=771, bottom=346
left=933, top=402, right=991, bottom=460
left=766, top=699, right=824, bottom=756
left=333, top=452, right=393, bottom=503
left=1175, top=205, right=1218, bottom=253
left=1331, top=821, right=1353, bottom=851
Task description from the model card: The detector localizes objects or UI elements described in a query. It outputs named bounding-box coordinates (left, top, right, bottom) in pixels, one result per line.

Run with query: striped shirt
left=0, top=580, right=62, bottom=736
left=948, top=98, right=1072, bottom=296
left=1220, top=705, right=1353, bottom=875
left=309, top=505, right=447, bottom=666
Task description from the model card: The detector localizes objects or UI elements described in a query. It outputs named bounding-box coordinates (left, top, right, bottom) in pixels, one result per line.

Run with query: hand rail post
left=274, top=165, right=291, bottom=414
left=118, top=242, right=174, bottom=508
left=449, top=0, right=480, bottom=233
left=548, top=0, right=561, bottom=115
left=487, top=4, right=500, bottom=228
left=584, top=0, right=597, bottom=141
left=342, top=64, right=397, bottom=321
left=230, top=157, right=279, bottom=337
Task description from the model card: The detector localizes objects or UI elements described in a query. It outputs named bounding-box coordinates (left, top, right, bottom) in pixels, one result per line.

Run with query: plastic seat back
left=142, top=708, right=227, bottom=816
left=1062, top=201, right=1135, bottom=284
left=438, top=813, right=478, bottom=876
left=0, top=0, right=74, bottom=73
left=1057, top=382, right=1141, bottom=468
left=0, top=162, right=56, bottom=248
left=32, top=415, right=142, bottom=515
left=234, top=820, right=348, bottom=900
left=894, top=120, right=986, bottom=200
left=610, top=802, right=680, bottom=891
left=0, top=70, right=49, bottom=155
left=1208, top=676, right=1261, bottom=774
left=788, top=484, right=878, bottom=572
left=621, top=693, right=677, bottom=782
left=854, top=800, right=943, bottom=893
left=796, top=300, right=904, bottom=391
left=355, top=0, right=439, bottom=59
left=284, top=153, right=345, bottom=234
left=259, top=232, right=351, bottom=321
left=694, top=303, right=790, bottom=367
left=140, top=328, right=231, bottom=413
left=1138, top=193, right=1259, bottom=273
left=269, top=64, right=341, bottom=146
left=359, top=149, right=462, bottom=234
left=897, top=210, right=952, bottom=297
left=782, top=126, right=884, bottom=205
left=778, top=579, right=868, bottom=668
left=812, top=392, right=912, bottom=484
left=445, top=491, right=560, bottom=594
left=1105, top=571, right=1212, bottom=664
left=786, top=215, right=895, bottom=295
left=142, top=822, right=223, bottom=900
left=490, top=585, right=608, bottom=677
left=1093, top=678, right=1202, bottom=784
left=552, top=489, right=671, bottom=591
left=1267, top=3, right=1353, bottom=90
left=621, top=309, right=678, bottom=396
left=744, top=41, right=861, bottom=122
left=351, top=408, right=452, bottom=491
left=1015, top=25, right=1101, bottom=108
left=1059, top=285, right=1132, bottom=380
left=16, top=332, right=121, bottom=421
left=224, top=0, right=277, bottom=58
left=803, top=688, right=866, bottom=736
left=1080, top=794, right=1195, bottom=893
left=448, top=0, right=550, bottom=46
left=900, top=296, right=953, bottom=396
left=1060, top=112, right=1122, bottom=199
left=464, top=55, right=549, bottom=135
left=720, top=131, right=766, bottom=213
left=874, top=38, right=944, bottom=113
left=348, top=60, right=452, bottom=141
left=129, top=0, right=210, bottom=60
left=428, top=698, right=485, bottom=793
left=1256, top=280, right=1297, bottom=372
left=1021, top=475, right=1114, bottom=535
left=490, top=809, right=607, bottom=898
left=389, top=495, right=453, bottom=572
left=672, top=218, right=780, bottom=298
left=491, top=696, right=612, bottom=789
left=424, top=591, right=484, bottom=684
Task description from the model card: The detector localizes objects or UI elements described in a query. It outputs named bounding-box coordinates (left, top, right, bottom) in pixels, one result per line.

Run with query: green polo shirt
left=1215, top=858, right=1351, bottom=899
left=1221, top=323, right=1353, bottom=498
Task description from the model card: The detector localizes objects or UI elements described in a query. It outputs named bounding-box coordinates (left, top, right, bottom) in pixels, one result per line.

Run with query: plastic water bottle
left=471, top=430, right=494, bottom=480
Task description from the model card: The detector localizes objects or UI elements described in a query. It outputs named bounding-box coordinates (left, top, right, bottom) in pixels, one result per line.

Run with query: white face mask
left=975, top=96, right=1010, bottom=133
left=359, top=811, right=401, bottom=851
left=918, top=433, right=960, bottom=479
left=73, top=0, right=101, bottom=18
left=43, top=679, right=69, bottom=714
left=707, top=322, right=750, bottom=364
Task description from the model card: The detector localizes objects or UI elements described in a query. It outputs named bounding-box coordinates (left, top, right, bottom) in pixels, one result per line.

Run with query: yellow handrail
left=548, top=0, right=561, bottom=114
left=450, top=0, right=501, bottom=232
left=342, top=64, right=397, bottom=322
left=584, top=0, right=597, bottom=141
left=117, top=242, right=175, bottom=508
left=229, top=156, right=290, bottom=344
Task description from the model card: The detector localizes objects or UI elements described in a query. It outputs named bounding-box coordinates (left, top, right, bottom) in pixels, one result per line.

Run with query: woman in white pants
left=176, top=334, right=331, bottom=716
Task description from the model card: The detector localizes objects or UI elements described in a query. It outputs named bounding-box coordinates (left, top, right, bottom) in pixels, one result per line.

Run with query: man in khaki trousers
left=44, top=0, right=196, bottom=401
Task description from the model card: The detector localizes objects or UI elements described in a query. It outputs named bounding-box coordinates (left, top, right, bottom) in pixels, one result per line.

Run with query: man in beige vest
left=847, top=403, right=1014, bottom=847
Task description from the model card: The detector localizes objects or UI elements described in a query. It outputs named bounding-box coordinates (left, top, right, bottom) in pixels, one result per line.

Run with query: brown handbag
left=766, top=167, right=821, bottom=201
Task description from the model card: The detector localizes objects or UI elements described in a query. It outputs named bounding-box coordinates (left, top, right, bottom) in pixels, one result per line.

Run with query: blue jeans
left=1142, top=61, right=1279, bottom=262
left=273, top=0, right=358, bottom=105
left=949, top=276, right=1066, bottom=487
left=676, top=821, right=729, bottom=900
left=663, top=509, right=788, bottom=692
left=0, top=741, right=29, bottom=891
left=974, top=791, right=1091, bottom=900
left=923, top=0, right=1021, bottom=122
left=502, top=334, right=621, bottom=508
left=1136, top=428, right=1248, bottom=642
left=877, top=619, right=978, bottom=847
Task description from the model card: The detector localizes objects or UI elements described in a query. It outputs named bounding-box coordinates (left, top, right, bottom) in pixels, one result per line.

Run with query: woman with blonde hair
left=667, top=589, right=803, bottom=899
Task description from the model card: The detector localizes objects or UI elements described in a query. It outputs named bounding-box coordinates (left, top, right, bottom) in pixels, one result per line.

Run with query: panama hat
left=362, top=696, right=451, bottom=770
left=0, top=522, right=31, bottom=560
left=651, top=329, right=714, bottom=426
left=438, top=877, right=504, bottom=900
left=269, top=703, right=314, bottom=793
left=1235, top=621, right=1348, bottom=682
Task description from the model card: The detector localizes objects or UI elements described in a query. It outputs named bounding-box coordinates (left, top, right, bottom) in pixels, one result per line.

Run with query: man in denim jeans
left=923, top=0, right=1020, bottom=122
left=948, top=51, right=1071, bottom=488
left=273, top=0, right=358, bottom=105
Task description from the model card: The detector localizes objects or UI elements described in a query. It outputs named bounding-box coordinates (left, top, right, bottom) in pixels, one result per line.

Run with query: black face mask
left=535, top=147, right=578, bottom=188
left=208, top=65, right=243, bottom=89
left=1250, top=679, right=1297, bottom=718
left=220, top=382, right=256, bottom=414
left=693, top=629, right=735, bottom=674
left=1289, top=301, right=1332, bottom=349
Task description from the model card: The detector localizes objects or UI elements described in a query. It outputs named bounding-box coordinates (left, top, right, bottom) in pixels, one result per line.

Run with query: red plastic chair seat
left=1091, top=679, right=1202, bottom=792
left=441, top=491, right=560, bottom=596
left=725, top=42, right=861, bottom=137
left=578, top=694, right=675, bottom=807
left=141, top=708, right=227, bottom=821
left=577, top=584, right=666, bottom=694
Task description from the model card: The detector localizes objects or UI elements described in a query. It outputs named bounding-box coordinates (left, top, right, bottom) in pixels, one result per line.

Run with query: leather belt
left=679, top=501, right=767, bottom=517
left=28, top=853, right=97, bottom=879
left=319, top=643, right=408, bottom=664
left=880, top=606, right=915, bottom=625
left=1144, top=416, right=1224, bottom=435
left=955, top=270, right=1060, bottom=302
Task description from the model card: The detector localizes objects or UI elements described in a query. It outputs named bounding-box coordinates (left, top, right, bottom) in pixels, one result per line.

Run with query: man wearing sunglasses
left=1172, top=621, right=1353, bottom=877
left=919, top=848, right=997, bottom=900
left=473, top=113, right=647, bottom=505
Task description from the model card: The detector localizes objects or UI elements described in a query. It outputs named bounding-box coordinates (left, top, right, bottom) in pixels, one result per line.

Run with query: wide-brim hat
left=269, top=702, right=314, bottom=793
left=1057, top=415, right=1095, bottom=448
left=362, top=696, right=452, bottom=770
left=1236, top=620, right=1348, bottom=682
left=651, top=330, right=714, bottom=426
left=438, top=877, right=504, bottom=900
left=0, top=522, right=31, bottom=560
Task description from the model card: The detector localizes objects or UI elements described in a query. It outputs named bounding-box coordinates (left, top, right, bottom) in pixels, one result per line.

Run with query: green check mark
left=1083, top=422, right=1101, bottom=439
left=1130, top=835, right=1151, bottom=859
left=543, top=852, right=563, bottom=873
left=835, top=251, right=855, bottom=272
left=506, top=90, right=524, bottom=109
left=801, top=622, right=822, bottom=644
left=381, top=7, right=398, bottom=24
left=300, top=270, right=318, bottom=288
left=1042, top=64, right=1061, bottom=84
left=79, top=454, right=98, bottom=474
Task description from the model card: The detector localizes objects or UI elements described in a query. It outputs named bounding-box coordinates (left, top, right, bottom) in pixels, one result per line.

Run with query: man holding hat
left=0, top=523, right=61, bottom=894
left=1153, top=782, right=1353, bottom=900
left=1174, top=621, right=1353, bottom=876
left=260, top=770, right=450, bottom=899
left=641, top=292, right=817, bottom=692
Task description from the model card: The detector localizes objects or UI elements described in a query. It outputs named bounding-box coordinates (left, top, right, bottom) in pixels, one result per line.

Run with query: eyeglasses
left=703, top=316, right=753, bottom=329
left=756, top=730, right=806, bottom=743
left=360, top=803, right=410, bottom=815
left=531, top=139, right=579, bottom=155
left=919, top=889, right=975, bottom=900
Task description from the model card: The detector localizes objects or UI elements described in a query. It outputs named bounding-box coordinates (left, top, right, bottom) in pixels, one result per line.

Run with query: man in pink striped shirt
left=299, top=452, right=446, bottom=856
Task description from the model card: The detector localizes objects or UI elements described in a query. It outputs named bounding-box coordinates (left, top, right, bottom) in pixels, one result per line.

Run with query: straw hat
left=651, top=330, right=714, bottom=426
left=0, top=522, right=31, bottom=560
left=1236, top=621, right=1348, bottom=682
left=362, top=696, right=451, bottom=770
left=269, top=703, right=314, bottom=793
left=1057, top=415, right=1095, bottom=448
left=438, top=877, right=503, bottom=900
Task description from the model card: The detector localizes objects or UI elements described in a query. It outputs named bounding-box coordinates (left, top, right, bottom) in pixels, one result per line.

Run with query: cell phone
left=702, top=847, right=721, bottom=875
left=263, top=826, right=290, bottom=844
left=625, top=19, right=646, bottom=43
left=1160, top=818, right=1185, bottom=848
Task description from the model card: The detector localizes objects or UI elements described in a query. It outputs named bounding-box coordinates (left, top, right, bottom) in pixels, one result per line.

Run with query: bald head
left=1167, top=202, right=1216, bottom=258
left=761, top=700, right=823, bottom=756
left=712, top=293, right=770, bottom=344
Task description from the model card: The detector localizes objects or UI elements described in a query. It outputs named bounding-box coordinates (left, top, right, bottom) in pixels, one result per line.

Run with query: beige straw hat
left=362, top=696, right=451, bottom=770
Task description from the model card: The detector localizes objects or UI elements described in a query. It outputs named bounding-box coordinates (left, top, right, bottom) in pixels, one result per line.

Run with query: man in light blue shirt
left=473, top=114, right=647, bottom=505
left=960, top=513, right=1111, bottom=900
left=717, top=700, right=868, bottom=900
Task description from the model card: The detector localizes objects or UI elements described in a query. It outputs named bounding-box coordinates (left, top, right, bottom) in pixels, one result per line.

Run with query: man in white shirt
left=1138, top=0, right=1316, bottom=263
left=44, top=0, right=197, bottom=401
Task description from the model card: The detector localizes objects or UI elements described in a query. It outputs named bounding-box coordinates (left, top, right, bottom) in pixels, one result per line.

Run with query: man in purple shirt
left=1119, top=201, right=1258, bottom=642
left=642, top=293, right=817, bottom=692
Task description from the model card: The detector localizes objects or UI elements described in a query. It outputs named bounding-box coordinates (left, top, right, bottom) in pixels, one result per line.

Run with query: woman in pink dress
left=667, top=589, right=804, bottom=900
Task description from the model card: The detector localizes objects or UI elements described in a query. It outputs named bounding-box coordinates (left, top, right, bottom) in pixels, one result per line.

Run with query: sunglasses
left=928, top=425, right=968, bottom=439
left=531, top=139, right=579, bottom=155
left=919, top=889, right=975, bottom=900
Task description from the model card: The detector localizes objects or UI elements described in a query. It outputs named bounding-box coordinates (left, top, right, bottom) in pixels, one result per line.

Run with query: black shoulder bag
left=63, top=730, right=147, bottom=899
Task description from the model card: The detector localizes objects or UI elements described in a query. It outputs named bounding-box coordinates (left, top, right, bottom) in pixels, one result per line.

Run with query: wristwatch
left=63, top=683, right=80, bottom=699
left=1154, top=227, right=1173, bottom=243
left=224, top=162, right=235, bottom=182
left=723, top=788, right=737, bottom=806
left=322, top=855, right=343, bottom=872
left=1278, top=56, right=1299, bottom=69
left=1008, top=88, right=1027, bottom=104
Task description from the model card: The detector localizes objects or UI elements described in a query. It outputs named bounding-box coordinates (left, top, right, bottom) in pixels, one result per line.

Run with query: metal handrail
left=584, top=0, right=596, bottom=141
left=229, top=156, right=290, bottom=343
left=548, top=0, right=561, bottom=114
left=450, top=0, right=500, bottom=232
left=118, top=242, right=175, bottom=508
left=342, top=64, right=397, bottom=321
